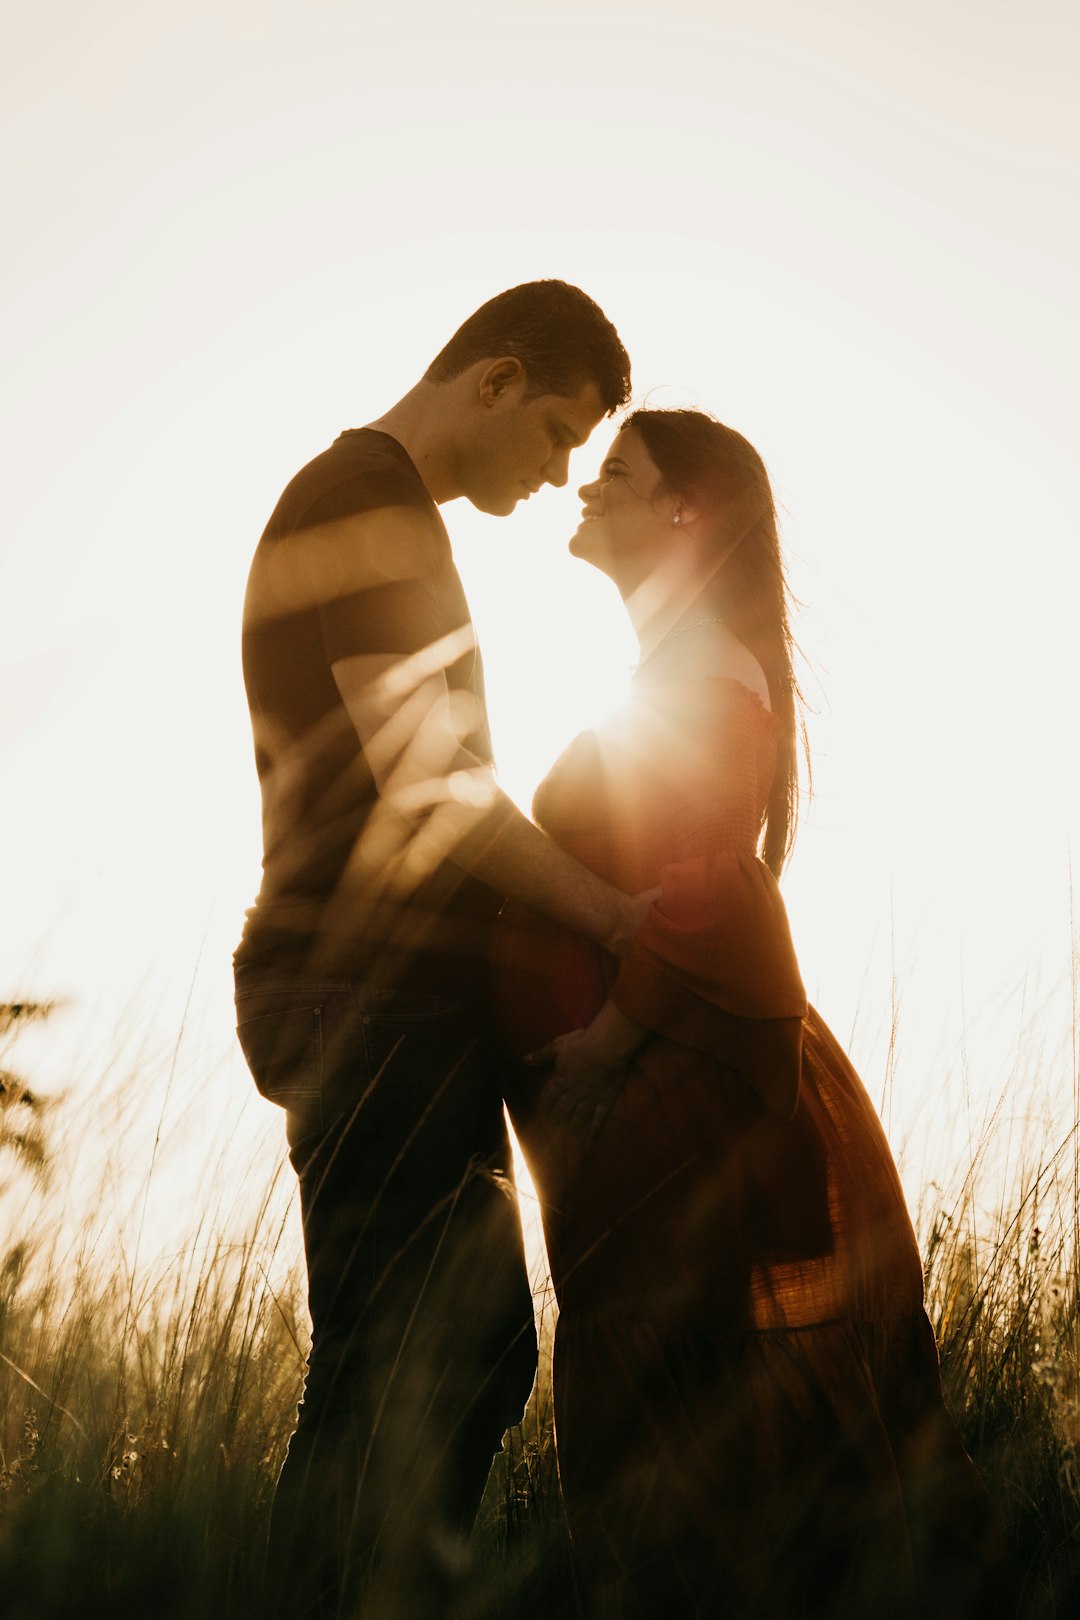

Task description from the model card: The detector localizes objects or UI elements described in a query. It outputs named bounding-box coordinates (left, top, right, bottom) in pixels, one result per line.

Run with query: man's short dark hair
left=424, top=280, right=631, bottom=414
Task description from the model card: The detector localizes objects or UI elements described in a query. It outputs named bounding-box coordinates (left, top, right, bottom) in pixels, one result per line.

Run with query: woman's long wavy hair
left=625, top=408, right=808, bottom=875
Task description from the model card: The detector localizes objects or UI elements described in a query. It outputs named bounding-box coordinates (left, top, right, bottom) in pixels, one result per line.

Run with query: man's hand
left=608, top=886, right=661, bottom=958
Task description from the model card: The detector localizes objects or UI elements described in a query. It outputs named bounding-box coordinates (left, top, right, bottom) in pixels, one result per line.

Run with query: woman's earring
left=673, top=510, right=682, bottom=526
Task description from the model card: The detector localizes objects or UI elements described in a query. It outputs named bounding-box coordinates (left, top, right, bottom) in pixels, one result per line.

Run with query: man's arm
left=332, top=647, right=652, bottom=957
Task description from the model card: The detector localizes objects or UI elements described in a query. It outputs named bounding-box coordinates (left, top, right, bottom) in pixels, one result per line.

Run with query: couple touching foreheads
left=234, top=281, right=1011, bottom=1619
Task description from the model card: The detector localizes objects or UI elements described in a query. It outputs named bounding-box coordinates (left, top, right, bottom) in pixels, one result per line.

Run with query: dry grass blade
left=0, top=1350, right=88, bottom=1440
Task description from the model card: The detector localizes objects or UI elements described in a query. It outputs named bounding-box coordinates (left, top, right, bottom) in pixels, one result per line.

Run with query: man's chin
left=469, top=490, right=520, bottom=518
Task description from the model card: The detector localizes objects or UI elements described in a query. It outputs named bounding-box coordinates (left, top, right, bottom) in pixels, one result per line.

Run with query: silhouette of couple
left=235, top=282, right=1011, bottom=1619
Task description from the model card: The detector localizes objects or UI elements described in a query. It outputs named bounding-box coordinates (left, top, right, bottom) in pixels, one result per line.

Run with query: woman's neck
left=624, top=565, right=723, bottom=664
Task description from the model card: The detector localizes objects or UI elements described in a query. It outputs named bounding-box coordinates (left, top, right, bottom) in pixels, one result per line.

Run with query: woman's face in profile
left=569, top=427, right=676, bottom=583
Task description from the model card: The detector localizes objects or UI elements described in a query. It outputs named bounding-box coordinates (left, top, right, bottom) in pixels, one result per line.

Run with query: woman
left=493, top=410, right=1011, bottom=1619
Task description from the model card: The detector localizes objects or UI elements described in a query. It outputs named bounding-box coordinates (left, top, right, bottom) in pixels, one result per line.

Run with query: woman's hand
left=524, top=1001, right=648, bottom=1136
left=524, top=1028, right=628, bottom=1136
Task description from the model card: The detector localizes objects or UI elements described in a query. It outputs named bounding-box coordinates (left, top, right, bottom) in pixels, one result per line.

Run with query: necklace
left=634, top=616, right=724, bottom=677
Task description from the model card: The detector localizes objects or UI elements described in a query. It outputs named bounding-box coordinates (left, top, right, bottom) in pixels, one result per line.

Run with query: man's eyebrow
left=555, top=418, right=588, bottom=449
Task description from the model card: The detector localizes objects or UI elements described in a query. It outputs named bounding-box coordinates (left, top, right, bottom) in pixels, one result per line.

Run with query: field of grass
left=1, top=993, right=1079, bottom=1617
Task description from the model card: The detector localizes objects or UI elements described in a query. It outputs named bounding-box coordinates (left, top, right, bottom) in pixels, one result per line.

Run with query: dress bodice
left=532, top=676, right=780, bottom=894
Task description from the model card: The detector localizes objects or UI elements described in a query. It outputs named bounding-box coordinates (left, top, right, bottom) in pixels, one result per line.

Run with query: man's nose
left=542, top=447, right=572, bottom=489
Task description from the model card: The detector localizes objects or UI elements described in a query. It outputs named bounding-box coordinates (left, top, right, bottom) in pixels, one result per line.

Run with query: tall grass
left=0, top=1000, right=304, bottom=1617
left=1, top=992, right=1078, bottom=1617
left=919, top=1119, right=1080, bottom=1614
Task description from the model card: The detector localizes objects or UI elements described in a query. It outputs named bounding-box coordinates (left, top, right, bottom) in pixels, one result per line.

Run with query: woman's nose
left=578, top=478, right=599, bottom=501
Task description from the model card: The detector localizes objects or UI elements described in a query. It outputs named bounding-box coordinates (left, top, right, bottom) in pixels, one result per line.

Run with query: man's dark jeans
left=235, top=971, right=538, bottom=1619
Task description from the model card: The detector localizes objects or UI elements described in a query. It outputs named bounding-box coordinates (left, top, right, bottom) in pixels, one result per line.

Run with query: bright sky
left=2, top=0, right=1078, bottom=1210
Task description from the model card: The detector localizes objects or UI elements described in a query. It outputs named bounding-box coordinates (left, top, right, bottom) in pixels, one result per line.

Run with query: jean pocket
left=236, top=1002, right=323, bottom=1121
left=359, top=989, right=464, bottom=1024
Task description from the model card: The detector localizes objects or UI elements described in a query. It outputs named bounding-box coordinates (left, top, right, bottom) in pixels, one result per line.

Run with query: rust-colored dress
left=494, top=677, right=1009, bottom=1620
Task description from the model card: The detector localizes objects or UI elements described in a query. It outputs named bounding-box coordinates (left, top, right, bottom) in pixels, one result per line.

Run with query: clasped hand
left=524, top=1027, right=628, bottom=1137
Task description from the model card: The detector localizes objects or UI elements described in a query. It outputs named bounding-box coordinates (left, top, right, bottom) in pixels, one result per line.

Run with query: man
left=234, top=281, right=645, bottom=1618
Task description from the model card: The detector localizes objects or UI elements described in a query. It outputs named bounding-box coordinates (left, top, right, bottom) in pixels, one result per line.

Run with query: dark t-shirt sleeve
left=293, top=470, right=447, bottom=665
left=321, top=579, right=443, bottom=663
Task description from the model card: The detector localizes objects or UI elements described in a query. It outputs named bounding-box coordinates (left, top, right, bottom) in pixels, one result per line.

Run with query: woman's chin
left=569, top=522, right=601, bottom=564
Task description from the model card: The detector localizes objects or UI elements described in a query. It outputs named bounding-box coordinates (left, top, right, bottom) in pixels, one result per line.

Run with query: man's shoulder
left=246, top=433, right=455, bottom=625
left=266, top=429, right=436, bottom=540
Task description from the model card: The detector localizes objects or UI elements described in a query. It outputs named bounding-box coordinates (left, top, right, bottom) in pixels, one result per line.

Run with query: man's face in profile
left=464, top=375, right=608, bottom=517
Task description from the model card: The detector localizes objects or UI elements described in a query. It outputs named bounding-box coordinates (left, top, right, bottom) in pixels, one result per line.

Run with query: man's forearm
left=334, top=653, right=651, bottom=951
left=451, top=776, right=648, bottom=957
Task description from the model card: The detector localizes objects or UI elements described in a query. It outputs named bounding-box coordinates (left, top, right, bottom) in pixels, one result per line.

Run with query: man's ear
left=477, top=356, right=526, bottom=406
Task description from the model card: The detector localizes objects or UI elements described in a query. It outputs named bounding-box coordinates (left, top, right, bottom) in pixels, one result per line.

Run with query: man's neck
left=366, top=381, right=461, bottom=504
